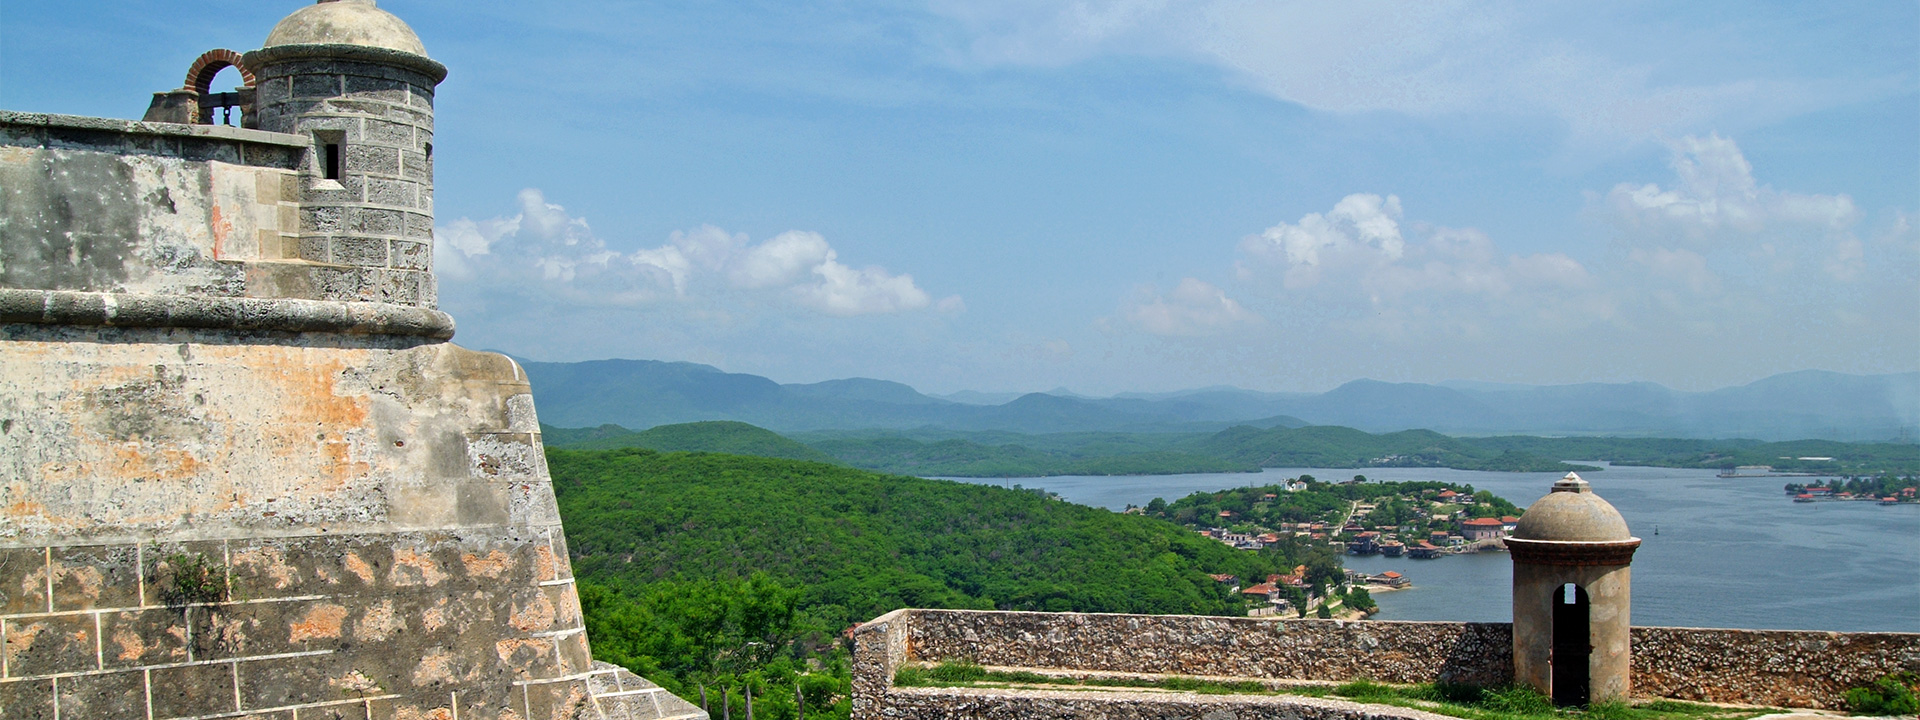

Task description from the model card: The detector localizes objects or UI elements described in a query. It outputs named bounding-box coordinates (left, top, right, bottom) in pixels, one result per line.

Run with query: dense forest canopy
left=545, top=420, right=1920, bottom=478
left=549, top=447, right=1349, bottom=716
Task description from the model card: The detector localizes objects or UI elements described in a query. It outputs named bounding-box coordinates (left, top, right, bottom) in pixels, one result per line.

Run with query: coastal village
left=1785, top=476, right=1920, bottom=504
left=1149, top=476, right=1526, bottom=619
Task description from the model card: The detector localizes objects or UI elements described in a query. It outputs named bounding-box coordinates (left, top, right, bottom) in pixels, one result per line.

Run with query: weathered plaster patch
left=287, top=603, right=347, bottom=642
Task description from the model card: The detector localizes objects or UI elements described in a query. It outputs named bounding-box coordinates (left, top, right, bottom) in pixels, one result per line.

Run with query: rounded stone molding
left=1506, top=538, right=1641, bottom=567
left=264, top=0, right=430, bottom=58
left=242, top=43, right=448, bottom=85
left=0, top=288, right=455, bottom=339
left=1512, top=472, right=1634, bottom=542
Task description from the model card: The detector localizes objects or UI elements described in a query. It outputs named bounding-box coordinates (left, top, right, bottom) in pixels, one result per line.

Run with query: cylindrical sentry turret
left=243, top=0, right=447, bottom=308
left=1507, top=473, right=1640, bottom=706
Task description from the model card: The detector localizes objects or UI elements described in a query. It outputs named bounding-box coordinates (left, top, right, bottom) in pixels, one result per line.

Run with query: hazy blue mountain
left=785, top=378, right=950, bottom=405
left=935, top=390, right=1027, bottom=405
left=1288, top=380, right=1510, bottom=433
left=518, top=357, right=1916, bottom=441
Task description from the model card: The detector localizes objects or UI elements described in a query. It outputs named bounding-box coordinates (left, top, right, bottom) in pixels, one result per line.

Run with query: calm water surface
left=940, top=464, right=1919, bottom=632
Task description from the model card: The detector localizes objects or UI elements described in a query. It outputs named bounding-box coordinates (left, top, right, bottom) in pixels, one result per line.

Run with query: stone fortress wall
left=0, top=2, right=706, bottom=718
left=851, top=609, right=1920, bottom=719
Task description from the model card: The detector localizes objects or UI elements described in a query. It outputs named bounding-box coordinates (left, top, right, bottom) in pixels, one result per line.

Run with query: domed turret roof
left=1512, top=473, right=1633, bottom=542
left=264, top=0, right=428, bottom=57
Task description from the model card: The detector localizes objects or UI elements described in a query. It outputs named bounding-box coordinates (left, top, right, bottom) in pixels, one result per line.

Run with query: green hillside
left=550, top=448, right=1339, bottom=713
left=1464, top=435, right=1920, bottom=474
left=1196, top=425, right=1589, bottom=473
left=806, top=434, right=1255, bottom=476
left=543, top=420, right=837, bottom=463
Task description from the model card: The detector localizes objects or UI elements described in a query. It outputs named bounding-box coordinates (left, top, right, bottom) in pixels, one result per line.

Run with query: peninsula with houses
left=1143, top=476, right=1527, bottom=617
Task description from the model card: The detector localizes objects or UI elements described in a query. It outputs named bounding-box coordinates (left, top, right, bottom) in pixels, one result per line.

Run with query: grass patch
left=898, top=661, right=1773, bottom=720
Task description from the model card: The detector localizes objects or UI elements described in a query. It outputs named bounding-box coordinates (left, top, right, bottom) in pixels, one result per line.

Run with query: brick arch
left=185, top=48, right=254, bottom=96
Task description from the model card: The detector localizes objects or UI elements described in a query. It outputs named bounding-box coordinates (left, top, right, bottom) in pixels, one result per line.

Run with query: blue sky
left=5, top=1, right=1916, bottom=394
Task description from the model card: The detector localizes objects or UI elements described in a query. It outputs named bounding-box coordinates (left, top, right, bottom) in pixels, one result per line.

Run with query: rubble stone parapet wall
left=851, top=609, right=1920, bottom=717
left=884, top=685, right=1462, bottom=720
left=903, top=610, right=1513, bottom=686
left=1631, top=626, right=1920, bottom=709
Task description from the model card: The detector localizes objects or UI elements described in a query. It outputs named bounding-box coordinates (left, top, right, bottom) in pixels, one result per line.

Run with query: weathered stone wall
left=851, top=609, right=1920, bottom=718
left=0, top=113, right=304, bottom=299
left=246, top=45, right=443, bottom=309
left=0, top=320, right=702, bottom=718
left=0, top=112, right=442, bottom=311
left=1631, top=626, right=1920, bottom=709
left=883, top=686, right=1463, bottom=720
left=900, top=610, right=1513, bottom=686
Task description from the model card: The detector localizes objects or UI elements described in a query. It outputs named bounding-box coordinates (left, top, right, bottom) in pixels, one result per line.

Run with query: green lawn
left=894, top=662, right=1775, bottom=720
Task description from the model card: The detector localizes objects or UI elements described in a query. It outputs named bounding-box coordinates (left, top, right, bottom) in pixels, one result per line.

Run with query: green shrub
left=927, top=661, right=988, bottom=683
left=1844, top=673, right=1919, bottom=716
left=1413, top=682, right=1488, bottom=704
left=157, top=552, right=228, bottom=607
left=1334, top=678, right=1394, bottom=700
left=1482, top=684, right=1554, bottom=715
left=1583, top=700, right=1636, bottom=720
left=891, top=666, right=927, bottom=686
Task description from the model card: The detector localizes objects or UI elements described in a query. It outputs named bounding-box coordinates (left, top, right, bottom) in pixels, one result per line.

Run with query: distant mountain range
left=516, top=358, right=1918, bottom=442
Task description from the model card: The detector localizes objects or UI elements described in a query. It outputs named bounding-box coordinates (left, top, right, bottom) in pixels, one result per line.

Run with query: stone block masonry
left=851, top=609, right=1920, bottom=718
left=0, top=321, right=704, bottom=719
left=0, top=112, right=434, bottom=310
left=245, top=45, right=443, bottom=309
left=2, top=3, right=706, bottom=716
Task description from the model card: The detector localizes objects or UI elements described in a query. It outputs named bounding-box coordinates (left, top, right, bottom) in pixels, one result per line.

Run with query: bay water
left=940, top=464, right=1919, bottom=632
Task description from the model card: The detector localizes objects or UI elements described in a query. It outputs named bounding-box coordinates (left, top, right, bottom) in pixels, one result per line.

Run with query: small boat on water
left=1793, top=494, right=1816, bottom=503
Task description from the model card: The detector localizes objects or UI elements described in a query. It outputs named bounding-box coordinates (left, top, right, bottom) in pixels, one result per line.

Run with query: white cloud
left=1126, top=278, right=1258, bottom=336
left=1238, top=194, right=1595, bottom=313
left=925, top=2, right=1882, bottom=146
left=1237, top=193, right=1405, bottom=289
left=433, top=189, right=945, bottom=316
left=1212, top=191, right=1618, bottom=345
left=1606, top=134, right=1858, bottom=245
left=801, top=256, right=933, bottom=316
left=730, top=231, right=831, bottom=289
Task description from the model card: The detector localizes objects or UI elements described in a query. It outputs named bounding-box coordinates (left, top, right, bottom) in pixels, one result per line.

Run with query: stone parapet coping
left=0, top=288, right=455, bottom=339
left=0, top=110, right=308, bottom=147
left=888, top=685, right=1459, bottom=720
left=852, top=608, right=1920, bottom=716
left=1506, top=537, right=1641, bottom=566
left=245, top=43, right=450, bottom=83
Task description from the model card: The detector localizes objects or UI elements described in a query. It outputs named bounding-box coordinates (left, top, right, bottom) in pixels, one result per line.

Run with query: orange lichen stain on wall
left=4, top=491, right=50, bottom=525
left=288, top=603, right=349, bottom=643
left=103, top=445, right=208, bottom=484
left=411, top=647, right=458, bottom=686
left=50, top=562, right=105, bottom=605
left=421, top=597, right=450, bottom=633
left=552, top=584, right=582, bottom=626
left=393, top=707, right=454, bottom=720
left=508, top=593, right=556, bottom=632
left=342, top=552, right=378, bottom=585
left=209, top=203, right=230, bottom=261
left=460, top=549, right=512, bottom=579
left=356, top=599, right=406, bottom=642
left=246, top=351, right=374, bottom=492
left=5, top=620, right=45, bottom=656
left=493, top=637, right=554, bottom=669
left=112, top=627, right=150, bottom=662
left=533, top=544, right=558, bottom=583
left=182, top=344, right=376, bottom=493
left=231, top=546, right=296, bottom=590
left=390, top=548, right=447, bottom=587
